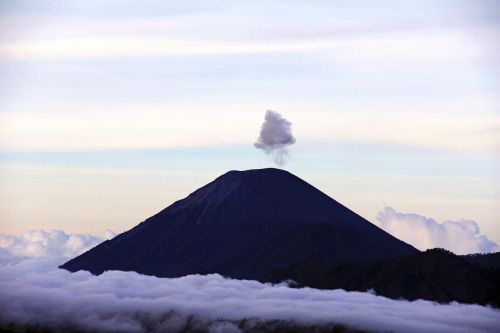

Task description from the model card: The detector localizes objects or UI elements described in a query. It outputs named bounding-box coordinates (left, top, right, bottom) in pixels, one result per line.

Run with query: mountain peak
left=216, top=167, right=295, bottom=183
left=61, top=169, right=417, bottom=279
left=225, top=167, right=289, bottom=174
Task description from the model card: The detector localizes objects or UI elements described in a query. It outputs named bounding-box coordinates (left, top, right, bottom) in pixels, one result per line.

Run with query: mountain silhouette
left=264, top=248, right=500, bottom=306
left=61, top=168, right=417, bottom=279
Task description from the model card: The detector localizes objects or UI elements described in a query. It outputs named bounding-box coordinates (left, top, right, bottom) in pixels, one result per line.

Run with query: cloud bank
left=1, top=257, right=499, bottom=333
left=0, top=229, right=115, bottom=260
left=377, top=207, right=499, bottom=255
left=254, top=110, right=296, bottom=166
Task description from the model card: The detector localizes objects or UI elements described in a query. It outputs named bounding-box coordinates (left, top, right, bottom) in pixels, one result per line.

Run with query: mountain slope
left=264, top=249, right=500, bottom=306
left=61, top=168, right=417, bottom=279
left=464, top=252, right=500, bottom=270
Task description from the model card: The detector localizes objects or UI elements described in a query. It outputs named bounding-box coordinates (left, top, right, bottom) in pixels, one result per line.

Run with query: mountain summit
left=61, top=168, right=417, bottom=279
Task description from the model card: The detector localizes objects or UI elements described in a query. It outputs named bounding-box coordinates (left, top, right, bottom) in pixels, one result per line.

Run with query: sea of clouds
left=1, top=229, right=500, bottom=333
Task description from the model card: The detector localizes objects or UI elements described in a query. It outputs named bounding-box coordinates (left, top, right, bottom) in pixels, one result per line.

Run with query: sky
left=0, top=0, right=499, bottom=249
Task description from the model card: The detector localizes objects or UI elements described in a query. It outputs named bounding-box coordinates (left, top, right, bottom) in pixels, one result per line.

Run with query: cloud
left=0, top=230, right=499, bottom=332
left=254, top=110, right=296, bottom=166
left=377, top=207, right=499, bottom=255
left=0, top=229, right=115, bottom=259
left=1, top=257, right=499, bottom=333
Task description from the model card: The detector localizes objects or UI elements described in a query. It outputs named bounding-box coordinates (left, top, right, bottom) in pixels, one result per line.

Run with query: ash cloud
left=1, top=253, right=499, bottom=333
left=377, top=207, right=499, bottom=255
left=254, top=110, right=296, bottom=166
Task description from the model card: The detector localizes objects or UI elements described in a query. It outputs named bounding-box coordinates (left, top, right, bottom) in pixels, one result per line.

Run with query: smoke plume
left=254, top=110, right=296, bottom=166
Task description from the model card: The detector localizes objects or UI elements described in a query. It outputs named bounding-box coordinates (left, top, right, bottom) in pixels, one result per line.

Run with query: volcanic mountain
left=61, top=168, right=417, bottom=279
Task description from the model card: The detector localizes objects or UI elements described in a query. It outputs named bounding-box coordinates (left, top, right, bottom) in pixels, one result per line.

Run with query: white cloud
left=377, top=207, right=499, bottom=255
left=0, top=229, right=115, bottom=259
left=1, top=257, right=499, bottom=333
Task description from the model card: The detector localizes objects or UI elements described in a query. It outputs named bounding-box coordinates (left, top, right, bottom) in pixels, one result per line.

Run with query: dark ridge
left=463, top=251, right=500, bottom=270
left=61, top=168, right=417, bottom=280
left=263, top=248, right=500, bottom=307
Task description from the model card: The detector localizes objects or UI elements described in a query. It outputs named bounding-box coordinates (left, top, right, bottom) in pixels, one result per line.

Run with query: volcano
left=61, top=168, right=417, bottom=279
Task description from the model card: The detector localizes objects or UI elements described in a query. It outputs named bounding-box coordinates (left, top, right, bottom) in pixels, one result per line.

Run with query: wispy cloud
left=0, top=36, right=332, bottom=61
left=1, top=29, right=496, bottom=62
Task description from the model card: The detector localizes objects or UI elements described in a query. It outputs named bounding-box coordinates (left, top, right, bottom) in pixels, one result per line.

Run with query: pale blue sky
left=0, top=0, right=499, bottom=242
